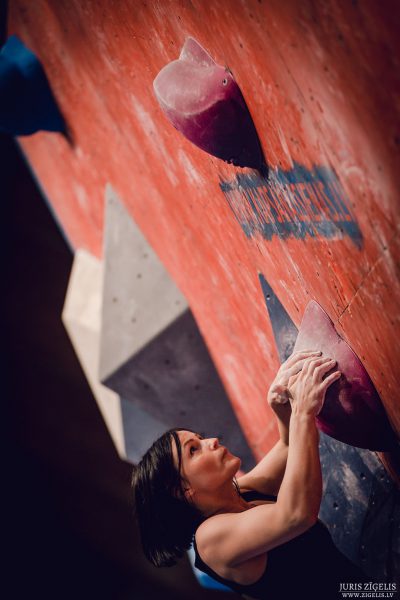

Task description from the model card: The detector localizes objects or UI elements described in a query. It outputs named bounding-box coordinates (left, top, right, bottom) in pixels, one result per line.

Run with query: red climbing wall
left=8, top=0, right=400, bottom=461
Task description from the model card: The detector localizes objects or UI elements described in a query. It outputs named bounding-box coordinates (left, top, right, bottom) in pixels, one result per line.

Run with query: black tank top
left=192, top=491, right=369, bottom=599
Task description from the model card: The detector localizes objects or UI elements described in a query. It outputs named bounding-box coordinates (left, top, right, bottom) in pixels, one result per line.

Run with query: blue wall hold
left=0, top=35, right=66, bottom=136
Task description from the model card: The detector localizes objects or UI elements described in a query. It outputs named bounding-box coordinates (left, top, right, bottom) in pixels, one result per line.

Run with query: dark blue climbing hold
left=0, top=35, right=65, bottom=136
left=258, top=273, right=298, bottom=362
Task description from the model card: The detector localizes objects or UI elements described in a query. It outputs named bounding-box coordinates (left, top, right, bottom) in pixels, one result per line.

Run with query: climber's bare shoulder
left=195, top=485, right=311, bottom=586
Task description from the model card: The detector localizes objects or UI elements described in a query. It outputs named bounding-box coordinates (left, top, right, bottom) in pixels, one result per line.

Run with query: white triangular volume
left=62, top=248, right=126, bottom=458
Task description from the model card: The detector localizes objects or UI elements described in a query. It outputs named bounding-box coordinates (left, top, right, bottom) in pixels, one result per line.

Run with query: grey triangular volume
left=120, top=398, right=168, bottom=464
left=104, top=310, right=256, bottom=472
left=99, top=184, right=187, bottom=383
left=258, top=273, right=298, bottom=363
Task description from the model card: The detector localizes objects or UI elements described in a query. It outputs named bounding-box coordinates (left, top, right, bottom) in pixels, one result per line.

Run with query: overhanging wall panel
left=9, top=0, right=400, bottom=457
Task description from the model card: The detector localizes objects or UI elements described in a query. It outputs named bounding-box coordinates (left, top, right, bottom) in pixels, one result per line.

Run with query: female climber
left=132, top=349, right=368, bottom=599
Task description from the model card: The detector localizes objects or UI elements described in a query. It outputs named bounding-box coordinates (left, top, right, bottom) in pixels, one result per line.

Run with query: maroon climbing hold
left=153, top=37, right=266, bottom=172
left=293, top=300, right=397, bottom=451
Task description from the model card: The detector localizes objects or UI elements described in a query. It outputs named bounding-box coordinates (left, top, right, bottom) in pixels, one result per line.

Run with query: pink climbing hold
left=153, top=37, right=266, bottom=171
left=293, top=300, right=397, bottom=451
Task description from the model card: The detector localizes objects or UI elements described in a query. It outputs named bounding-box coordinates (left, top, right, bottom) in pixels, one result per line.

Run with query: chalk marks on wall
left=220, top=163, right=362, bottom=246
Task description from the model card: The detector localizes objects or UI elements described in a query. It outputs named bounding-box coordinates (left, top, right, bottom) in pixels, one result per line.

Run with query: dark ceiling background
left=2, top=133, right=234, bottom=599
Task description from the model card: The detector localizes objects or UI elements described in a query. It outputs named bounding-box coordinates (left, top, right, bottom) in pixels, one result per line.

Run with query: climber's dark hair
left=132, top=428, right=242, bottom=567
left=131, top=428, right=203, bottom=567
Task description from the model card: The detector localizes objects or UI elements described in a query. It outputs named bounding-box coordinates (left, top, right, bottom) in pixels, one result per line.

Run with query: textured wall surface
left=9, top=0, right=400, bottom=462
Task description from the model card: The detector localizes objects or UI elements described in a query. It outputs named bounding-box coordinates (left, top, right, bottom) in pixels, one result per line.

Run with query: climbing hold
left=153, top=37, right=266, bottom=172
left=0, top=35, right=66, bottom=136
left=293, top=300, right=397, bottom=451
left=259, top=273, right=298, bottom=363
